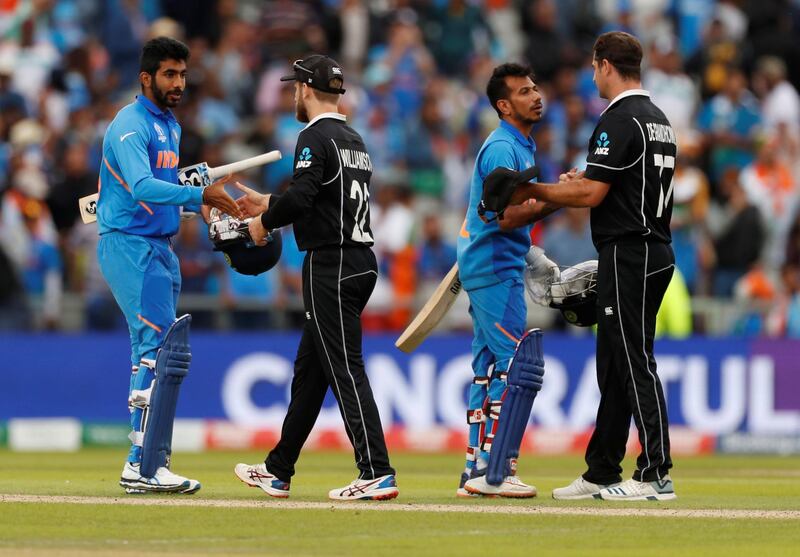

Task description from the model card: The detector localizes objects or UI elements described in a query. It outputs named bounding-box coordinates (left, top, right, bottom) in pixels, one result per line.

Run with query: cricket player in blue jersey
left=96, top=37, right=241, bottom=494
left=456, top=63, right=558, bottom=497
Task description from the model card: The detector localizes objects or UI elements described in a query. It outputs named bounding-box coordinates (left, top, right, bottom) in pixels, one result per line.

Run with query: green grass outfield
left=1, top=449, right=799, bottom=556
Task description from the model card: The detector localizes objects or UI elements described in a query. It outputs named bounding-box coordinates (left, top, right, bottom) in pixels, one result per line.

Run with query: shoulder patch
left=296, top=146, right=313, bottom=169
left=594, top=131, right=610, bottom=155
left=153, top=123, right=167, bottom=143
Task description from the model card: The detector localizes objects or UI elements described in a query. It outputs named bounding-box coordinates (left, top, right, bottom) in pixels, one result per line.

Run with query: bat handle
left=208, top=150, right=281, bottom=181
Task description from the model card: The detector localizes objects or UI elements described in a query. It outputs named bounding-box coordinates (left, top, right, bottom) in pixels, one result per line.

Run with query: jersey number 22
left=350, top=180, right=373, bottom=243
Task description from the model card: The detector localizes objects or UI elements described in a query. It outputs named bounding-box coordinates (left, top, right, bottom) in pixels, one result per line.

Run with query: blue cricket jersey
left=97, top=95, right=204, bottom=237
left=457, top=120, right=537, bottom=290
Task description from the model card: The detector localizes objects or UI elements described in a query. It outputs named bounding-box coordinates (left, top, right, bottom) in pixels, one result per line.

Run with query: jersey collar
left=601, top=88, right=650, bottom=115
left=304, top=112, right=347, bottom=130
left=136, top=95, right=176, bottom=121
left=499, top=119, right=536, bottom=151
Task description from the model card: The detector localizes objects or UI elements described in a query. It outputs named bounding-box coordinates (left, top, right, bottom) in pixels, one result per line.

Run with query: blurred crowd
left=1, top=0, right=800, bottom=337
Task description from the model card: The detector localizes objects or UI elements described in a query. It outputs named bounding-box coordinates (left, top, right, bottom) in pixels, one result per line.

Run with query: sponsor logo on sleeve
left=594, top=132, right=610, bottom=155
left=296, top=147, right=313, bottom=169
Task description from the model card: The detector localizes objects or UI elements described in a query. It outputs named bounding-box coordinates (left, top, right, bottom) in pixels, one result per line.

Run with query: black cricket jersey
left=583, top=90, right=677, bottom=249
left=261, top=112, right=374, bottom=251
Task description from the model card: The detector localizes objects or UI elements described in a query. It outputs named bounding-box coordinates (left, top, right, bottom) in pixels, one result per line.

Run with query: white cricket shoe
left=464, top=474, right=537, bottom=498
left=119, top=462, right=201, bottom=494
left=456, top=472, right=480, bottom=498
left=599, top=476, right=677, bottom=501
left=328, top=475, right=399, bottom=501
left=234, top=463, right=290, bottom=498
left=552, top=476, right=619, bottom=500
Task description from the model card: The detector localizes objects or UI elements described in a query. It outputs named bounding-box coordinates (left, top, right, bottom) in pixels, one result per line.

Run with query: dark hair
left=486, top=63, right=533, bottom=118
left=593, top=31, right=642, bottom=81
left=140, top=36, right=190, bottom=75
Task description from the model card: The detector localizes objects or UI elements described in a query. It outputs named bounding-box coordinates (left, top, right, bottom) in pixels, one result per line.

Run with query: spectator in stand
left=368, top=9, right=435, bottom=122
left=766, top=263, right=800, bottom=338
left=19, top=197, right=62, bottom=330
left=259, top=0, right=320, bottom=62
left=370, top=184, right=416, bottom=330
left=686, top=17, right=745, bottom=100
left=562, top=93, right=595, bottom=171
left=541, top=208, right=596, bottom=268
left=786, top=207, right=800, bottom=268
left=405, top=92, right=450, bottom=198
left=417, top=213, right=457, bottom=282
left=425, top=0, right=491, bottom=79
left=172, top=217, right=220, bottom=329
left=522, top=0, right=570, bottom=84
left=0, top=241, right=30, bottom=330
left=671, top=132, right=713, bottom=294
left=644, top=34, right=699, bottom=140
left=753, top=56, right=800, bottom=142
left=47, top=140, right=96, bottom=234
left=709, top=167, right=765, bottom=297
left=696, top=67, right=761, bottom=186
left=740, top=134, right=798, bottom=268
left=732, top=263, right=776, bottom=336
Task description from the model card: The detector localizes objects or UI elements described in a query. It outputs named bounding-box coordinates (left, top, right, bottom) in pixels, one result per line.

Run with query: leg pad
left=486, top=329, right=544, bottom=486
left=140, top=314, right=191, bottom=478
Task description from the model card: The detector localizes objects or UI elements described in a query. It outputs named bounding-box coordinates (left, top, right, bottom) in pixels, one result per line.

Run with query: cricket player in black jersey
left=498, top=32, right=677, bottom=501
left=232, top=55, right=398, bottom=501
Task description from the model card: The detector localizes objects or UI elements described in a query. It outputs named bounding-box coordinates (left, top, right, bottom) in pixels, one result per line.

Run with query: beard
left=151, top=80, right=182, bottom=108
left=295, top=94, right=309, bottom=123
left=511, top=106, right=539, bottom=127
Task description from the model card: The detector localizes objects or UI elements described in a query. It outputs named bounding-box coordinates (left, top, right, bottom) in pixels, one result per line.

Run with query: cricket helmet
left=549, top=260, right=598, bottom=327
left=207, top=208, right=282, bottom=276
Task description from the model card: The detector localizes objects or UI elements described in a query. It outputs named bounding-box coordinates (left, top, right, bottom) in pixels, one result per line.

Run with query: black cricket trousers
left=266, top=245, right=395, bottom=482
left=584, top=239, right=674, bottom=484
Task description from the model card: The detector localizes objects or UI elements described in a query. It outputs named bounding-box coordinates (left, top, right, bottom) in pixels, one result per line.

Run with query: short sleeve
left=478, top=140, right=518, bottom=180
left=292, top=128, right=327, bottom=184
left=583, top=114, right=643, bottom=184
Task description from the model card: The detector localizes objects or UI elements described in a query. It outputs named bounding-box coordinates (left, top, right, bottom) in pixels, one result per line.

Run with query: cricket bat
left=395, top=263, right=462, bottom=353
left=79, top=150, right=282, bottom=224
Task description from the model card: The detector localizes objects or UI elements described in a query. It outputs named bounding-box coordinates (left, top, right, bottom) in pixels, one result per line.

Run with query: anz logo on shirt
left=594, top=132, right=610, bottom=155
left=296, top=147, right=313, bottom=169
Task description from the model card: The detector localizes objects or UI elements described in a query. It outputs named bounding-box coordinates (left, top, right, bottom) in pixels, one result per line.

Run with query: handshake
left=477, top=165, right=540, bottom=223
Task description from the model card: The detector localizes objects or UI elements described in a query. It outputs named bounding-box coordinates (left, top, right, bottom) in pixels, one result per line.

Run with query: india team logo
left=296, top=147, right=312, bottom=169
left=153, top=122, right=167, bottom=143
left=594, top=132, right=610, bottom=155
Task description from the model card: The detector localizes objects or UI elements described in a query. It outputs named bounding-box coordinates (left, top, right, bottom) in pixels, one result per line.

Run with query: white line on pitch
left=1, top=494, right=799, bottom=520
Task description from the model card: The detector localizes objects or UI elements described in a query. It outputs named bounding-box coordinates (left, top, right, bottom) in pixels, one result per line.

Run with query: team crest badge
left=153, top=123, right=167, bottom=143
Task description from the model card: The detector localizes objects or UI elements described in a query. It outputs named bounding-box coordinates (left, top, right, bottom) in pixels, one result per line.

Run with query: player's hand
left=248, top=216, right=269, bottom=246
left=233, top=182, right=271, bottom=218
left=559, top=168, right=584, bottom=182
left=203, top=181, right=243, bottom=219
left=479, top=165, right=539, bottom=222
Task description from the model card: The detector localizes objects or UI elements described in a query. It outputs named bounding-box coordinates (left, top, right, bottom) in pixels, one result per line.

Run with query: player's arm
left=510, top=175, right=610, bottom=208
left=110, top=123, right=203, bottom=207
left=498, top=200, right=561, bottom=230
left=260, top=129, right=326, bottom=230
left=511, top=115, right=639, bottom=208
